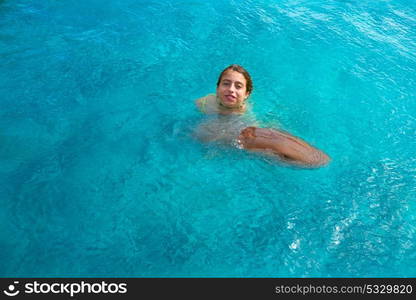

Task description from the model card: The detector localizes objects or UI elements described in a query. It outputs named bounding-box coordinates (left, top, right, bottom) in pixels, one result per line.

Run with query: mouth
left=225, top=95, right=236, bottom=102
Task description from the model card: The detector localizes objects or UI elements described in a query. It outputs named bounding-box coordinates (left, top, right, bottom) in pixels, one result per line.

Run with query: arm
left=238, top=127, right=330, bottom=167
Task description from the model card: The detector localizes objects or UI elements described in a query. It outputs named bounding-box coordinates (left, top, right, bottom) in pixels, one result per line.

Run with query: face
left=216, top=70, right=249, bottom=109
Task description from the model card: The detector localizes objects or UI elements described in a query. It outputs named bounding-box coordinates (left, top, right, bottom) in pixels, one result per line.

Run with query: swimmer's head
left=216, top=64, right=253, bottom=109
left=217, top=65, right=253, bottom=95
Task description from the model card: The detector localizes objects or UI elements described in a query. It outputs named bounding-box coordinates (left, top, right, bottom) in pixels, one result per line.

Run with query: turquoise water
left=1, top=0, right=415, bottom=277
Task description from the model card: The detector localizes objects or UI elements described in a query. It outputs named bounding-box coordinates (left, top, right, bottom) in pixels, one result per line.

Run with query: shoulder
left=195, top=94, right=217, bottom=113
left=195, top=95, right=207, bottom=112
left=239, top=103, right=260, bottom=125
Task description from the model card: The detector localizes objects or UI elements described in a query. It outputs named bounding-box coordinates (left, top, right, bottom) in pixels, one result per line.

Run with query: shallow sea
left=0, top=0, right=415, bottom=277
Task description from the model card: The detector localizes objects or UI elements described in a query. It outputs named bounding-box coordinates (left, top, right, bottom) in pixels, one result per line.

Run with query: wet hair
left=216, top=64, right=253, bottom=96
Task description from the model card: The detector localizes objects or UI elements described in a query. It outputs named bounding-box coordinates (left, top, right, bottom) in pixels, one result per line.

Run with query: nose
left=228, top=83, right=236, bottom=93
